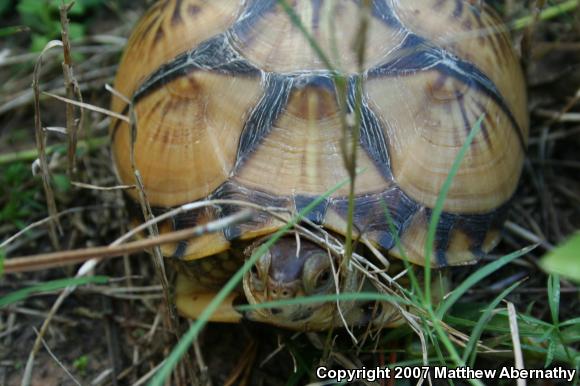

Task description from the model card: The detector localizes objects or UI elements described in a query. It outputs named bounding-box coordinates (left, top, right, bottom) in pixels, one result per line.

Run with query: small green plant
left=0, top=162, right=70, bottom=228
left=73, top=355, right=89, bottom=375
left=52, top=172, right=71, bottom=193
left=0, top=0, right=105, bottom=51
left=541, top=234, right=580, bottom=283
left=0, top=162, right=44, bottom=228
left=133, top=329, right=146, bottom=339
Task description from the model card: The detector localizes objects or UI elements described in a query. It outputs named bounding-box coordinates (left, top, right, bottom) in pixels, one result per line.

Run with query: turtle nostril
left=269, top=283, right=295, bottom=299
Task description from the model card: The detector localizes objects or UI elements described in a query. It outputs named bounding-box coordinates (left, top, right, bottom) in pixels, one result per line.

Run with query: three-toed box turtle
left=110, top=0, right=528, bottom=330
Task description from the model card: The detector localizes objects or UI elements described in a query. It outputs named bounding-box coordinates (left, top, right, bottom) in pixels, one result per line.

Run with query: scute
left=231, top=0, right=404, bottom=73
left=111, top=0, right=242, bottom=114
left=367, top=69, right=525, bottom=213
left=234, top=80, right=392, bottom=197
left=392, top=0, right=528, bottom=130
left=112, top=71, right=263, bottom=207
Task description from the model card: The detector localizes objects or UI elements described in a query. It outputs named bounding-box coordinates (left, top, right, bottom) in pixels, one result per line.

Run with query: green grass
left=511, top=0, right=579, bottom=30
left=0, top=162, right=45, bottom=228
left=0, top=25, right=29, bottom=37
left=436, top=245, right=536, bottom=319
left=446, top=281, right=579, bottom=368
left=462, top=280, right=523, bottom=366
left=235, top=292, right=413, bottom=312
left=423, top=114, right=485, bottom=305
left=0, top=275, right=109, bottom=308
left=0, top=161, right=72, bottom=229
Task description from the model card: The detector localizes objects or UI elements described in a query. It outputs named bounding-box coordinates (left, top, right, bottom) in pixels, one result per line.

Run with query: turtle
left=110, top=0, right=528, bottom=330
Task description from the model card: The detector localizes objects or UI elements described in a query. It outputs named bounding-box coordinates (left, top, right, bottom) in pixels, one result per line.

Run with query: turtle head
left=242, top=237, right=366, bottom=330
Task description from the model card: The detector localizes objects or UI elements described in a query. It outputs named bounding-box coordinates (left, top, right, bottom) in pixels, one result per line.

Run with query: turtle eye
left=314, top=268, right=332, bottom=289
left=303, top=253, right=334, bottom=294
left=250, top=251, right=271, bottom=292
left=250, top=264, right=264, bottom=292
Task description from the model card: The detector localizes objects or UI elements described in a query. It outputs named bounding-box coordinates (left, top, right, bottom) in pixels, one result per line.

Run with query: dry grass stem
left=4, top=209, right=253, bottom=274
left=192, top=339, right=211, bottom=386
left=71, top=181, right=136, bottom=191
left=507, top=302, right=526, bottom=386
left=106, top=83, right=131, bottom=104
left=32, top=40, right=64, bottom=250
left=327, top=244, right=357, bottom=343
left=43, top=91, right=130, bottom=123
left=124, top=106, right=185, bottom=368
left=44, top=126, right=68, bottom=135
left=59, top=1, right=84, bottom=176
left=0, top=205, right=110, bottom=249
left=33, top=327, right=82, bottom=386
left=132, top=359, right=167, bottom=386
left=9, top=307, right=77, bottom=326
left=505, top=220, right=555, bottom=250
left=21, top=280, right=80, bottom=386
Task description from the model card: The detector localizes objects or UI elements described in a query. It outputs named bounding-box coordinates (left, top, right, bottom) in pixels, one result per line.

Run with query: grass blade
left=464, top=280, right=522, bottom=366
left=0, top=276, right=109, bottom=308
left=380, top=202, right=423, bottom=301
left=235, top=291, right=412, bottom=312
left=562, top=318, right=580, bottom=327
left=511, top=0, right=579, bottom=30
left=276, top=0, right=335, bottom=71
left=423, top=114, right=485, bottom=305
left=437, top=245, right=536, bottom=318
left=0, top=25, right=29, bottom=37
left=548, top=274, right=561, bottom=326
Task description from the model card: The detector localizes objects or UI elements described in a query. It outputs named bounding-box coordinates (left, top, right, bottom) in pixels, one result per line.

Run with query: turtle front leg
left=175, top=274, right=243, bottom=323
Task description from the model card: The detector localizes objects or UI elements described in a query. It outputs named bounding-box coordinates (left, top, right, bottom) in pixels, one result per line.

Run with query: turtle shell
left=111, top=0, right=528, bottom=268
